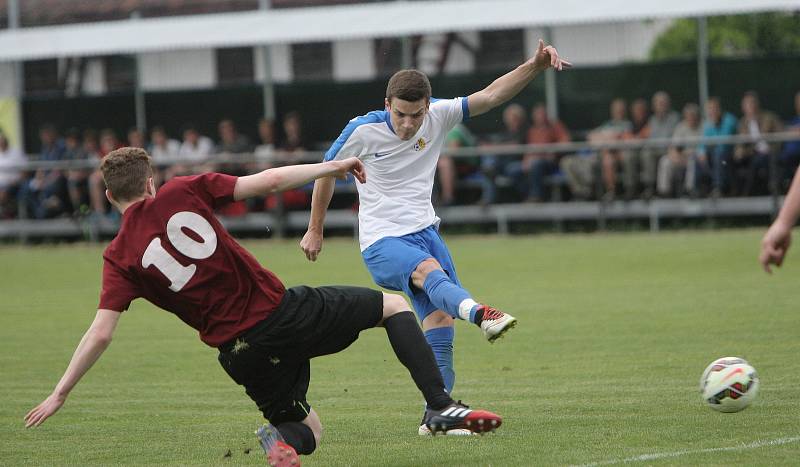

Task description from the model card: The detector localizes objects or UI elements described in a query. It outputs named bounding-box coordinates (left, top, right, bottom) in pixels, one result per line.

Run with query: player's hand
left=331, top=158, right=367, bottom=183
left=24, top=392, right=66, bottom=428
left=760, top=220, right=792, bottom=274
left=300, top=229, right=324, bottom=262
left=531, top=39, right=571, bottom=71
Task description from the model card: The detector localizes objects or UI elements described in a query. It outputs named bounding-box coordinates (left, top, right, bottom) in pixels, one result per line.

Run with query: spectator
left=779, top=91, right=800, bottom=185
left=734, top=91, right=783, bottom=196
left=276, top=111, right=307, bottom=166
left=688, top=97, right=738, bottom=197
left=0, top=131, right=26, bottom=219
left=630, top=98, right=651, bottom=139
left=266, top=112, right=311, bottom=212
left=88, top=129, right=124, bottom=218
left=216, top=119, right=252, bottom=154
left=82, top=129, right=100, bottom=160
left=179, top=124, right=214, bottom=160
left=255, top=118, right=277, bottom=164
left=63, top=128, right=90, bottom=216
left=640, top=91, right=680, bottom=198
left=593, top=98, right=633, bottom=201
left=438, top=123, right=479, bottom=206
left=148, top=126, right=180, bottom=162
left=19, top=124, right=69, bottom=219
left=127, top=127, right=146, bottom=149
left=656, top=103, right=701, bottom=197
left=479, top=103, right=528, bottom=204
left=148, top=126, right=180, bottom=184
left=524, top=103, right=570, bottom=202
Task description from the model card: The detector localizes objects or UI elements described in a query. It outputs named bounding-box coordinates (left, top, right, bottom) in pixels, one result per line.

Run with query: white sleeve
left=429, top=97, right=470, bottom=133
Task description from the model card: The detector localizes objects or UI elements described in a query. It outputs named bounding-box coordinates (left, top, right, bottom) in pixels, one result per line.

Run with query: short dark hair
left=100, top=147, right=153, bottom=202
left=386, top=69, right=432, bottom=103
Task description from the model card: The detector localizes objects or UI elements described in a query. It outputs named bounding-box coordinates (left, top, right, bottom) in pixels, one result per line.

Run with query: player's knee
left=382, top=293, right=410, bottom=319
left=411, top=258, right=442, bottom=287
left=422, top=310, right=454, bottom=331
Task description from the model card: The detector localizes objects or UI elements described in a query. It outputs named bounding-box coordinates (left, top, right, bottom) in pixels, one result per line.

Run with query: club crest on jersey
left=414, top=138, right=427, bottom=151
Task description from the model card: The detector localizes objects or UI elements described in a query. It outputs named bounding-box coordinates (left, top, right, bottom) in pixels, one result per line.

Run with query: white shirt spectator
left=0, top=144, right=26, bottom=189
left=149, top=139, right=181, bottom=162
left=179, top=136, right=214, bottom=160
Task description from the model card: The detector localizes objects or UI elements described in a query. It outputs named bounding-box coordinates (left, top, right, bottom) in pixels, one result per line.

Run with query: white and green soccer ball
left=699, top=357, right=759, bottom=413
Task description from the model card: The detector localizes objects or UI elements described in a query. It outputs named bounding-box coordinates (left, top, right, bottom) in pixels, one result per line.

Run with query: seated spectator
left=616, top=98, right=651, bottom=199
left=127, top=127, right=146, bottom=149
left=267, top=112, right=310, bottom=212
left=629, top=98, right=651, bottom=140
left=656, top=103, right=701, bottom=197
left=593, top=98, right=633, bottom=201
left=524, top=103, right=570, bottom=202
left=179, top=124, right=214, bottom=159
left=82, top=129, right=100, bottom=159
left=62, top=128, right=90, bottom=216
left=149, top=126, right=180, bottom=162
left=479, top=103, right=528, bottom=204
left=640, top=91, right=680, bottom=198
left=216, top=119, right=253, bottom=176
left=255, top=118, right=277, bottom=164
left=148, top=126, right=180, bottom=184
left=734, top=91, right=783, bottom=196
left=88, top=129, right=124, bottom=218
left=216, top=119, right=252, bottom=154
left=687, top=97, right=738, bottom=197
left=0, top=130, right=26, bottom=219
left=276, top=111, right=307, bottom=166
left=19, top=124, right=70, bottom=219
left=439, top=123, right=479, bottom=206
left=779, top=90, right=800, bottom=185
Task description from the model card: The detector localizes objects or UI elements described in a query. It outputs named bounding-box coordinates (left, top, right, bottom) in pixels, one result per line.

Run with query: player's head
left=100, top=147, right=155, bottom=209
left=385, top=70, right=431, bottom=141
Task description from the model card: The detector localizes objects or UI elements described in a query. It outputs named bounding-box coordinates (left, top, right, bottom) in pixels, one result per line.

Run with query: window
left=374, top=38, right=404, bottom=76
left=24, top=59, right=60, bottom=94
left=291, top=42, right=333, bottom=81
left=216, top=47, right=255, bottom=85
left=104, top=55, right=136, bottom=91
left=476, top=29, right=525, bottom=72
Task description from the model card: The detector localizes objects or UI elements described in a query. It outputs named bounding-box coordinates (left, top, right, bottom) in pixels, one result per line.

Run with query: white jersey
left=325, top=97, right=469, bottom=251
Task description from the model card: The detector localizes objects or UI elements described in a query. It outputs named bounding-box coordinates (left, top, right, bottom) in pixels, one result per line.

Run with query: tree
left=650, top=13, right=800, bottom=61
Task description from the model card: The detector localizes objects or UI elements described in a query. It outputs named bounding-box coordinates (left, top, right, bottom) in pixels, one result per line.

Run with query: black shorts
left=217, top=285, right=383, bottom=425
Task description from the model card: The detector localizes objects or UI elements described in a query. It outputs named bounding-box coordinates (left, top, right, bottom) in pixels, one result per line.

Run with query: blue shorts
left=362, top=225, right=461, bottom=320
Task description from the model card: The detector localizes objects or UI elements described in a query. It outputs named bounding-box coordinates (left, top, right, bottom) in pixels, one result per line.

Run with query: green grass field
left=2, top=229, right=799, bottom=466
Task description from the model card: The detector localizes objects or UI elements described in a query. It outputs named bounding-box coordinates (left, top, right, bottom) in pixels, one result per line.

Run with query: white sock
left=458, top=299, right=478, bottom=321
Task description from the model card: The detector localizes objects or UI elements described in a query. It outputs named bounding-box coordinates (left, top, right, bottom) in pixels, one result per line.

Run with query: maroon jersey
left=98, top=173, right=286, bottom=347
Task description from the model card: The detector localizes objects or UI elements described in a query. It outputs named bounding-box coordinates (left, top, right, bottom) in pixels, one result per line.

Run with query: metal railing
left=2, top=131, right=798, bottom=241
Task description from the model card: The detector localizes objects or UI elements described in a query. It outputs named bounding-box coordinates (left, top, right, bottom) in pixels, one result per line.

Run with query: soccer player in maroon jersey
left=24, top=147, right=502, bottom=464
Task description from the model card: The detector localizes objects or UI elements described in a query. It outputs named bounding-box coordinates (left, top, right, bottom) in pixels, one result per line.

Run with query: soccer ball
left=699, top=357, right=759, bottom=413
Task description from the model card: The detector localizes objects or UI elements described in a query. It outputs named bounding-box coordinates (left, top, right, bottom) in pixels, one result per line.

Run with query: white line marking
left=574, top=436, right=800, bottom=467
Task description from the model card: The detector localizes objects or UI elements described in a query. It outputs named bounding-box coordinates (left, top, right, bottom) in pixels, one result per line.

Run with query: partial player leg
left=412, top=258, right=517, bottom=342
left=379, top=293, right=503, bottom=435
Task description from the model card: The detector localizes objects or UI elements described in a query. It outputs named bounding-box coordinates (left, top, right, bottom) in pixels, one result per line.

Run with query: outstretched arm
left=468, top=39, right=571, bottom=118
left=24, top=309, right=121, bottom=427
left=300, top=177, right=336, bottom=261
left=760, top=167, right=800, bottom=273
left=233, top=158, right=365, bottom=201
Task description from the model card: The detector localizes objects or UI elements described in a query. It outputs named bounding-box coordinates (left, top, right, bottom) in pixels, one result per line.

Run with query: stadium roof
left=0, top=0, right=797, bottom=62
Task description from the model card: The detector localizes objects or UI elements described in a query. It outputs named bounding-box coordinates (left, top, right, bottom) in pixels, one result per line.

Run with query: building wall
left=140, top=49, right=216, bottom=91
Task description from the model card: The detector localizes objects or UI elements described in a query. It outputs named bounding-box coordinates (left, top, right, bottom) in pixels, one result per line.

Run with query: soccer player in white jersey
left=301, top=39, right=571, bottom=435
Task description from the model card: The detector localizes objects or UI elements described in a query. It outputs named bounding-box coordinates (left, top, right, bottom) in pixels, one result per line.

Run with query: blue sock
left=422, top=269, right=471, bottom=320
left=424, top=327, right=455, bottom=394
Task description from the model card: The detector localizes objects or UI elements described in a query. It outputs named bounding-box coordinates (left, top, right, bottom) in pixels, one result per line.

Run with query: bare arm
left=233, top=158, right=365, bottom=201
left=300, top=177, right=336, bottom=261
left=24, top=309, right=121, bottom=427
left=760, top=167, right=800, bottom=273
left=467, top=39, right=571, bottom=118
